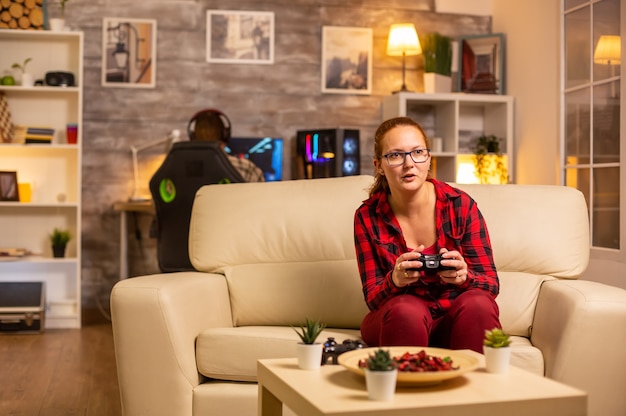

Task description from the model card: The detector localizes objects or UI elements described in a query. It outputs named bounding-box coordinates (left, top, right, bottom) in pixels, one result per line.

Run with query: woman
left=354, top=117, right=501, bottom=353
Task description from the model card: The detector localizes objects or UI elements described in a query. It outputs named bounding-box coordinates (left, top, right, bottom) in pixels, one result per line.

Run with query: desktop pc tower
left=295, top=128, right=360, bottom=179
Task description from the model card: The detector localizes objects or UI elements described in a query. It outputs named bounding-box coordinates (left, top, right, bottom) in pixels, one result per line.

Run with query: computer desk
left=113, top=200, right=155, bottom=280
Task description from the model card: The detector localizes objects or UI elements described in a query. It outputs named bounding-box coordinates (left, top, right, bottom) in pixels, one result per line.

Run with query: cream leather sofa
left=111, top=175, right=626, bottom=416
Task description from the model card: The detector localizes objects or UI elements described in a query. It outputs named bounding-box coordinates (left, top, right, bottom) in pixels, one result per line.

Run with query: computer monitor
left=225, top=137, right=283, bottom=182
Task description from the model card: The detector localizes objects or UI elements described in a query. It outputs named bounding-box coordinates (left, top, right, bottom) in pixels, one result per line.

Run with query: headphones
left=187, top=108, right=231, bottom=143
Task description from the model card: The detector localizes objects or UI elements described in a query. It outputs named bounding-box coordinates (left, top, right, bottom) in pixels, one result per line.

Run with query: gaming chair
left=149, top=141, right=245, bottom=272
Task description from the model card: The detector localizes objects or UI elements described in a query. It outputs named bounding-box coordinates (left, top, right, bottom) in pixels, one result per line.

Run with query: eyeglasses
left=382, top=149, right=431, bottom=167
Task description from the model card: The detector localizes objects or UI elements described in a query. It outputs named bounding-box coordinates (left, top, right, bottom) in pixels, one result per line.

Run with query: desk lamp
left=130, top=129, right=182, bottom=202
left=387, top=23, right=422, bottom=93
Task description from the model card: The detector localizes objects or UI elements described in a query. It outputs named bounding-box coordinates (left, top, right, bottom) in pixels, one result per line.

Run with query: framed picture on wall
left=101, top=18, right=157, bottom=88
left=0, top=171, right=19, bottom=201
left=206, top=10, right=275, bottom=64
left=321, top=26, right=372, bottom=95
left=458, top=33, right=505, bottom=95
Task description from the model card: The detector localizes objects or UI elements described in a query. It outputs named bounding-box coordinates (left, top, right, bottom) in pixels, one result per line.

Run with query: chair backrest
left=149, top=141, right=244, bottom=272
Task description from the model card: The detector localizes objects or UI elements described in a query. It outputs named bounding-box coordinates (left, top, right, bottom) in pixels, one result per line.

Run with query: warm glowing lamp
left=129, top=129, right=182, bottom=201
left=594, top=35, right=621, bottom=97
left=594, top=35, right=621, bottom=65
left=387, top=23, right=422, bottom=93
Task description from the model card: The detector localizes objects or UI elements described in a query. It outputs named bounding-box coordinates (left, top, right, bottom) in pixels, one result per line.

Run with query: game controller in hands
left=406, top=254, right=456, bottom=275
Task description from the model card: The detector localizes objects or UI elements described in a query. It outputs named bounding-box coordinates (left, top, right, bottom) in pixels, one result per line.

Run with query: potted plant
left=473, top=134, right=508, bottom=184
left=483, top=328, right=511, bottom=374
left=421, top=32, right=452, bottom=93
left=11, top=58, right=33, bottom=87
left=50, top=227, right=71, bottom=258
left=49, top=0, right=69, bottom=32
left=292, top=317, right=326, bottom=370
left=362, top=348, right=397, bottom=401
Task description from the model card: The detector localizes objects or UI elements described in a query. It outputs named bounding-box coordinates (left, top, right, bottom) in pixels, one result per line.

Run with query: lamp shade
left=387, top=23, right=422, bottom=56
left=594, top=35, right=621, bottom=65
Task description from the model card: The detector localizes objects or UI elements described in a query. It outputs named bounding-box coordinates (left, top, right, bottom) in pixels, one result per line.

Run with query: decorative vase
left=296, top=343, right=323, bottom=370
left=52, top=244, right=66, bottom=258
left=21, top=73, right=34, bottom=87
left=49, top=18, right=65, bottom=32
left=423, top=72, right=452, bottom=94
left=483, top=346, right=511, bottom=374
left=365, top=368, right=397, bottom=401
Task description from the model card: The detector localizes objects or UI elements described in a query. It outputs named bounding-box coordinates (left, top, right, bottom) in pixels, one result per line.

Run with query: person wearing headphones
left=189, top=109, right=265, bottom=182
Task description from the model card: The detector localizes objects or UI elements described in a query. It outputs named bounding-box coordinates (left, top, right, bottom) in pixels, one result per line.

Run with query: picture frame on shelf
left=458, top=33, right=505, bottom=95
left=206, top=10, right=274, bottom=64
left=321, top=26, right=372, bottom=95
left=101, top=18, right=157, bottom=89
left=0, top=171, right=19, bottom=201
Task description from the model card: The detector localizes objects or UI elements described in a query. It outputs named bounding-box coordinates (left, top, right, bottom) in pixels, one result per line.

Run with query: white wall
left=492, top=0, right=561, bottom=185
left=436, top=0, right=493, bottom=16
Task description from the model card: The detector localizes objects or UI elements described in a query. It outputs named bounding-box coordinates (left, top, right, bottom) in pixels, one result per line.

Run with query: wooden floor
left=0, top=322, right=121, bottom=416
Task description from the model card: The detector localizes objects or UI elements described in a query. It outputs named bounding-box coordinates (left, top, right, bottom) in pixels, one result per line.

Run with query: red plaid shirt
left=353, top=178, right=499, bottom=317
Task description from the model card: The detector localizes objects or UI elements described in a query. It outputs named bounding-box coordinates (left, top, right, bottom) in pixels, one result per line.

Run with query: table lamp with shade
left=386, top=23, right=422, bottom=93
left=593, top=35, right=621, bottom=97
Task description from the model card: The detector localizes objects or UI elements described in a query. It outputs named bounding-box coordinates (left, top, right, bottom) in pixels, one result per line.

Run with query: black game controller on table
left=407, top=254, right=456, bottom=275
left=322, top=337, right=367, bottom=365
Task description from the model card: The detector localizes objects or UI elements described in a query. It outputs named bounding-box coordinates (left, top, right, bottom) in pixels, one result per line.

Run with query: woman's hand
left=437, top=248, right=467, bottom=285
left=392, top=245, right=424, bottom=287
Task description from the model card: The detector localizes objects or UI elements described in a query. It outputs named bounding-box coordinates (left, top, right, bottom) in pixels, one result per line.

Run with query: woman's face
left=374, top=125, right=431, bottom=194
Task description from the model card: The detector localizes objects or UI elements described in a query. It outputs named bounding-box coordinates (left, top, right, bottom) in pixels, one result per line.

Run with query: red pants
left=360, top=291, right=501, bottom=353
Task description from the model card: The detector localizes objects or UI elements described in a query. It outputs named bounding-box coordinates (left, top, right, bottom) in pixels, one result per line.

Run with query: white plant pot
left=49, top=18, right=65, bottom=32
left=365, top=368, right=397, bottom=401
left=423, top=72, right=452, bottom=94
left=483, top=346, right=511, bottom=374
left=296, top=343, right=323, bottom=370
left=21, top=73, right=34, bottom=87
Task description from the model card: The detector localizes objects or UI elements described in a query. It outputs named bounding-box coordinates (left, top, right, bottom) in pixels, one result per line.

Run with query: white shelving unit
left=0, top=29, right=83, bottom=329
left=382, top=92, right=514, bottom=183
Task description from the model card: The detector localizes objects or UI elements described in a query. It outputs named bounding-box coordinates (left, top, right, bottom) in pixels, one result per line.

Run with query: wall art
left=458, top=33, right=505, bottom=95
left=102, top=18, right=157, bottom=88
left=206, top=10, right=274, bottom=64
left=321, top=26, right=372, bottom=95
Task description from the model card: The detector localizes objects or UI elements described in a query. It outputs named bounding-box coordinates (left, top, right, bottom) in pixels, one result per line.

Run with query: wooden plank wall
left=63, top=0, right=490, bottom=315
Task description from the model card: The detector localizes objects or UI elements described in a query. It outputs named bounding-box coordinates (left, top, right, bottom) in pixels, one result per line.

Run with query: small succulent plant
left=365, top=348, right=397, bottom=371
left=484, top=328, right=511, bottom=348
left=50, top=228, right=71, bottom=246
left=292, top=318, right=325, bottom=345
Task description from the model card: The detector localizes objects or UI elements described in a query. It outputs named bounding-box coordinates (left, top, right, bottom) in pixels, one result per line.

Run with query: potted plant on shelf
left=292, top=317, right=326, bottom=370
left=421, top=32, right=452, bottom=93
left=50, top=227, right=71, bottom=258
left=48, top=0, right=69, bottom=32
left=483, top=328, right=512, bottom=374
left=473, top=134, right=508, bottom=184
left=11, top=58, right=33, bottom=87
left=362, top=348, right=398, bottom=401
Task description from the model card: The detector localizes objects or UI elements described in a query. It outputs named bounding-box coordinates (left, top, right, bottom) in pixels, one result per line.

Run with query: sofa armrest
left=111, top=272, right=233, bottom=416
left=531, top=279, right=626, bottom=416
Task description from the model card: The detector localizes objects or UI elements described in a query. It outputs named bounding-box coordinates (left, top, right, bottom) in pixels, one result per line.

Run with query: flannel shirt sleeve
left=354, top=205, right=402, bottom=311
left=457, top=197, right=499, bottom=297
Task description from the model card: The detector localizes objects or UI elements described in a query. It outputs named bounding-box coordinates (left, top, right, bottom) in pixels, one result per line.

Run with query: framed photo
left=0, top=171, right=19, bottom=201
left=206, top=10, right=274, bottom=64
left=458, top=33, right=505, bottom=95
left=321, top=26, right=372, bottom=95
left=102, top=18, right=157, bottom=88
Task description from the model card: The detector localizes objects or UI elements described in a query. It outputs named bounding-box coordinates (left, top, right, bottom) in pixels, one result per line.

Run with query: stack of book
left=25, top=127, right=55, bottom=144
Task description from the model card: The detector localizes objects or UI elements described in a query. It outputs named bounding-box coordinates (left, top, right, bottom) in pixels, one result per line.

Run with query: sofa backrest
left=189, top=175, right=373, bottom=328
left=189, top=176, right=590, bottom=334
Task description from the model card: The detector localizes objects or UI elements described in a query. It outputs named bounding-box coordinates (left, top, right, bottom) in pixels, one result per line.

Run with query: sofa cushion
left=497, top=271, right=555, bottom=337
left=223, top=261, right=369, bottom=328
left=196, top=326, right=361, bottom=382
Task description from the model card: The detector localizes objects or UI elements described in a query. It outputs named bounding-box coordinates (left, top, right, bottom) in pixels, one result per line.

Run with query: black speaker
left=44, top=71, right=75, bottom=87
left=296, top=128, right=360, bottom=179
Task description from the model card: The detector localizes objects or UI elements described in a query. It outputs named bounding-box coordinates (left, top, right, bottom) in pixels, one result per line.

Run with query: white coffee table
left=257, top=351, right=587, bottom=416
